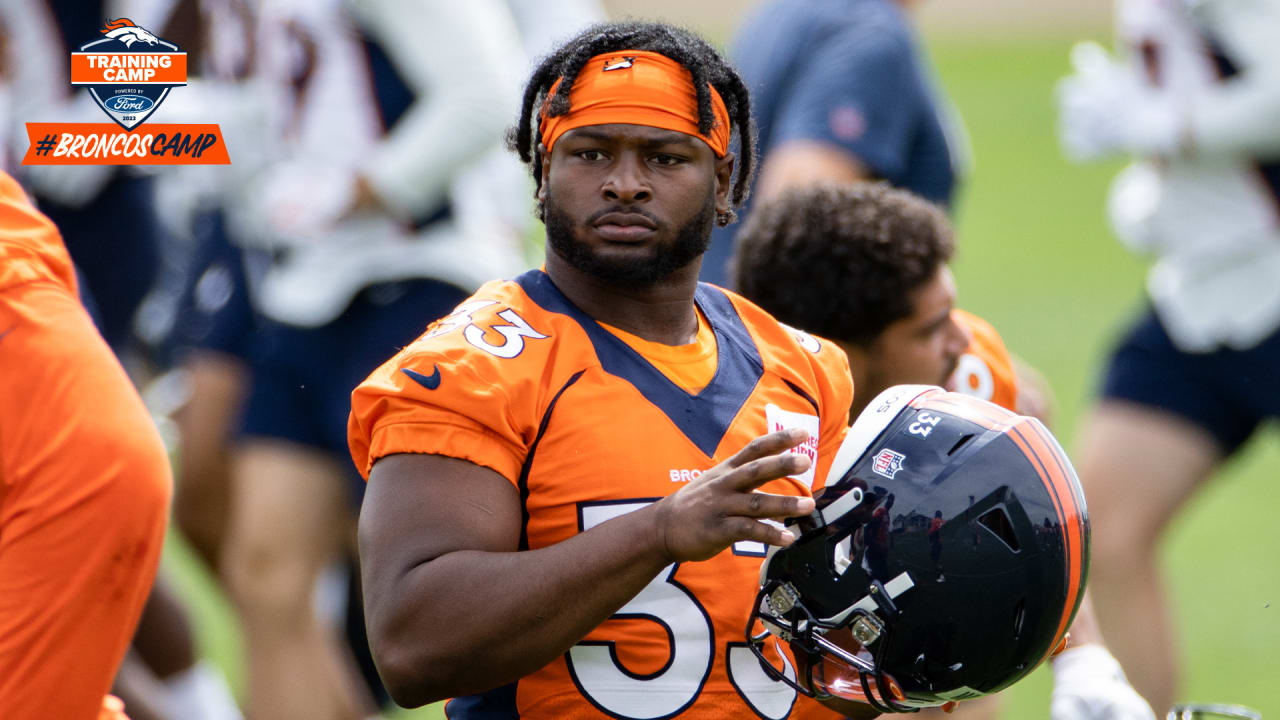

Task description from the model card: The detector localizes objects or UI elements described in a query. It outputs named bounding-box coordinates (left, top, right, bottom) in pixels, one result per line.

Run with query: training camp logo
left=21, top=17, right=228, bottom=166
left=76, top=18, right=181, bottom=130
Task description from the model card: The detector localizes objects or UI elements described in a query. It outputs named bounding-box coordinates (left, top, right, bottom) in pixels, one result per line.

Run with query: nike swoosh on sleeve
left=402, top=366, right=441, bottom=390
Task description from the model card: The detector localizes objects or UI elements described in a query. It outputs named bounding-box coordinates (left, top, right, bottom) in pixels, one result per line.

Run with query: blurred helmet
left=747, top=385, right=1089, bottom=712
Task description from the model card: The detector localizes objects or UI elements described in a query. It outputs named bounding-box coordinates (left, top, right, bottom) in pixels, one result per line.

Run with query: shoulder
left=349, top=272, right=596, bottom=480
left=388, top=273, right=591, bottom=387
left=0, top=173, right=76, bottom=294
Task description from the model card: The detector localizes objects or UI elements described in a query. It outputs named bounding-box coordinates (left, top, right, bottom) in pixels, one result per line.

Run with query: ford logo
left=105, top=95, right=154, bottom=112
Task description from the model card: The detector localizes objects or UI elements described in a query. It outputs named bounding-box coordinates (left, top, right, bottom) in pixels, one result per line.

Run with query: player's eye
left=651, top=153, right=685, bottom=166
left=576, top=149, right=606, bottom=162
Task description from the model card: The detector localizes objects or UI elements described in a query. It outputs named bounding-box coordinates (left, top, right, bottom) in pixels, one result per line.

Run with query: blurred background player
left=0, top=169, right=171, bottom=720
left=699, top=0, right=970, bottom=286
left=1056, top=0, right=1280, bottom=711
left=731, top=181, right=1155, bottom=720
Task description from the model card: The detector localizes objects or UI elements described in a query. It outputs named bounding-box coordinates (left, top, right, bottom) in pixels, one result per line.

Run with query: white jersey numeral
left=570, top=501, right=796, bottom=719
left=425, top=300, right=548, bottom=359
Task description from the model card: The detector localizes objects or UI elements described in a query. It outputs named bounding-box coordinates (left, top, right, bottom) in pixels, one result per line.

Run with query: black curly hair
left=507, top=20, right=757, bottom=225
left=732, top=182, right=955, bottom=347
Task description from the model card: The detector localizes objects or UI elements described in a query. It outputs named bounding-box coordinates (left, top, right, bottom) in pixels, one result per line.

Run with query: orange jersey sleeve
left=0, top=171, right=171, bottom=720
left=947, top=309, right=1019, bottom=412
left=350, top=271, right=854, bottom=719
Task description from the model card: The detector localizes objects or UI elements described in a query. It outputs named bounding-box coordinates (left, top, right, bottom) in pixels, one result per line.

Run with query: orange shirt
left=350, top=270, right=854, bottom=719
left=948, top=309, right=1019, bottom=412
left=0, top=170, right=169, bottom=720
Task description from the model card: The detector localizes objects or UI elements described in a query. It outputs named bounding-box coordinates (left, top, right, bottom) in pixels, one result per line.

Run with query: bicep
left=755, top=140, right=873, bottom=201
left=358, top=452, right=522, bottom=594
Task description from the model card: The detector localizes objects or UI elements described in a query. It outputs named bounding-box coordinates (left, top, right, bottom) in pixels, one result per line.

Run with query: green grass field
left=165, top=33, right=1278, bottom=720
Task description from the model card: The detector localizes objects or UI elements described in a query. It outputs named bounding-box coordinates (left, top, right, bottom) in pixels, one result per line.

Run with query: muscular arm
left=358, top=430, right=815, bottom=707
left=755, top=140, right=875, bottom=202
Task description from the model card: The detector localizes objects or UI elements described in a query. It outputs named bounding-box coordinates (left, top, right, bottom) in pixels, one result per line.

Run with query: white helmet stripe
left=822, top=571, right=915, bottom=626
left=825, top=385, right=940, bottom=488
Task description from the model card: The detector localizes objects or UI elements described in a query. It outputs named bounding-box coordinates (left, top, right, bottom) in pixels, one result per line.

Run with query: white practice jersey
left=225, top=0, right=530, bottom=327
left=1108, top=0, right=1280, bottom=351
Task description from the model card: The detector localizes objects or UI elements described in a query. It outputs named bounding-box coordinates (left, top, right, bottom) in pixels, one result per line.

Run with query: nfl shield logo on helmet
left=70, top=18, right=187, bottom=131
left=872, top=449, right=906, bottom=479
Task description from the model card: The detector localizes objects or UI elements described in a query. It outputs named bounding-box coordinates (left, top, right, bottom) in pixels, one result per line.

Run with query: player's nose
left=602, top=152, right=652, bottom=204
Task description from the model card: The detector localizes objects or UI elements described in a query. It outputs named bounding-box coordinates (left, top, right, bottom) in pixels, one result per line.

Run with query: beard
left=544, top=190, right=715, bottom=291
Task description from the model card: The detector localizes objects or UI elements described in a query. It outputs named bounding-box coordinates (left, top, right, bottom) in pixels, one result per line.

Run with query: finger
left=723, top=427, right=810, bottom=470
left=724, top=515, right=801, bottom=549
left=727, top=490, right=816, bottom=520
left=724, top=451, right=812, bottom=492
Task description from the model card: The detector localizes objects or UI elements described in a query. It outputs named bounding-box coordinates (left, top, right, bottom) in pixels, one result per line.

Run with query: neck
left=544, top=251, right=702, bottom=345
left=838, top=339, right=873, bottom=422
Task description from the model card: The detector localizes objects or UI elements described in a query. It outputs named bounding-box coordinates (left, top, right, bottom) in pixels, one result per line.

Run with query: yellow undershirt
left=599, top=309, right=718, bottom=394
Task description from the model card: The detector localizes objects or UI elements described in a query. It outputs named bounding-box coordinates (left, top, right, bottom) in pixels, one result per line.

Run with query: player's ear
left=714, top=151, right=735, bottom=215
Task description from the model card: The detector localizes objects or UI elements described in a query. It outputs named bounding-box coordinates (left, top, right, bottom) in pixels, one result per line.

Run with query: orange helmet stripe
left=911, top=390, right=1018, bottom=434
left=1007, top=419, right=1087, bottom=663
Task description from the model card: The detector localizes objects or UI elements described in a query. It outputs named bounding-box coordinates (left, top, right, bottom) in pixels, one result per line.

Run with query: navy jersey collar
left=516, top=269, right=763, bottom=457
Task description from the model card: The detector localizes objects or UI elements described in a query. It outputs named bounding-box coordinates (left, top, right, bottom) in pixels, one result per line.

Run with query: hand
left=1051, top=644, right=1156, bottom=720
left=652, top=428, right=815, bottom=563
left=1056, top=41, right=1183, bottom=162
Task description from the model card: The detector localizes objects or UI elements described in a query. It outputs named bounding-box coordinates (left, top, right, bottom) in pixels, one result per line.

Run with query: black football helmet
left=747, top=385, right=1090, bottom=712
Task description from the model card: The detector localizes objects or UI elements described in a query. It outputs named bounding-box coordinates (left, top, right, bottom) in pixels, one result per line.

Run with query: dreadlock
left=507, top=20, right=757, bottom=225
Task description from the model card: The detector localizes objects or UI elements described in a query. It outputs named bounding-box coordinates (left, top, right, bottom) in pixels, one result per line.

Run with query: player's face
left=540, top=123, right=734, bottom=290
left=861, top=266, right=970, bottom=399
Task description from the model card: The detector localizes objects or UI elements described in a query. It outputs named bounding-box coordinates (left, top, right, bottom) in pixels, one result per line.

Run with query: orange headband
left=539, top=50, right=731, bottom=157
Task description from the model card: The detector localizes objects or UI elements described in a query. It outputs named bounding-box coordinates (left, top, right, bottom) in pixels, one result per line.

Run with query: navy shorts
left=1099, top=307, right=1280, bottom=456
left=239, top=277, right=468, bottom=501
left=168, top=209, right=257, bottom=363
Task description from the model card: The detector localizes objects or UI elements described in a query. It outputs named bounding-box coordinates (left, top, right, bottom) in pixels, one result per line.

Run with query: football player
left=0, top=169, right=171, bottom=719
left=350, top=20, right=857, bottom=719
left=203, top=0, right=609, bottom=716
left=1057, top=0, right=1280, bottom=710
left=732, top=181, right=1153, bottom=719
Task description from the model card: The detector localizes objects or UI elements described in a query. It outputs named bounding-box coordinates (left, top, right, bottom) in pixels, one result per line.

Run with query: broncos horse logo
left=100, top=18, right=160, bottom=48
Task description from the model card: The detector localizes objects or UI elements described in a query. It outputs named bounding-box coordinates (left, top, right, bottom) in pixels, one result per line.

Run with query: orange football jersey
left=948, top=309, right=1018, bottom=412
left=350, top=269, right=854, bottom=719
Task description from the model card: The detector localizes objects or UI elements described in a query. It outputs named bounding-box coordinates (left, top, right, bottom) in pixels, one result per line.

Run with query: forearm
left=355, top=0, right=521, bottom=219
left=366, top=504, right=671, bottom=706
